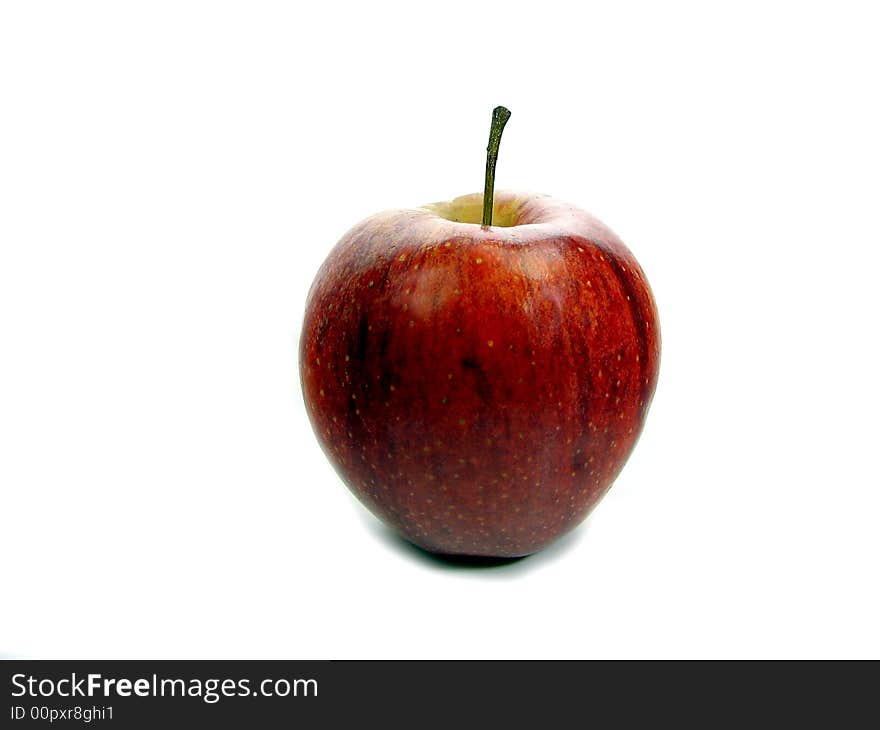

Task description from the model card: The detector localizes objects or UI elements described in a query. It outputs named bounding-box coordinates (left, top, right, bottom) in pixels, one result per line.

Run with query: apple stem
left=482, top=106, right=512, bottom=227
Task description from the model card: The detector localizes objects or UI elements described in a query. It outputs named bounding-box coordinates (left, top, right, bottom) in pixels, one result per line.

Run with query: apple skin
left=300, top=191, right=660, bottom=558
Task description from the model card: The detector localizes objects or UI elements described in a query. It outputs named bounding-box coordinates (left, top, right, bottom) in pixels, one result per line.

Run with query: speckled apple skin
left=300, top=191, right=660, bottom=557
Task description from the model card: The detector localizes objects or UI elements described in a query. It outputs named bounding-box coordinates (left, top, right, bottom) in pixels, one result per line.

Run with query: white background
left=1, top=1, right=878, bottom=659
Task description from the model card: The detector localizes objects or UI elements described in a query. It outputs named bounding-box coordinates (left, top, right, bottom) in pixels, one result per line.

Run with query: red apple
left=300, top=111, right=660, bottom=558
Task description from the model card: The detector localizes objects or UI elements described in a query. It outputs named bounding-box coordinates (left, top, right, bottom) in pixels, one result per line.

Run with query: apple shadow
left=361, top=515, right=587, bottom=575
